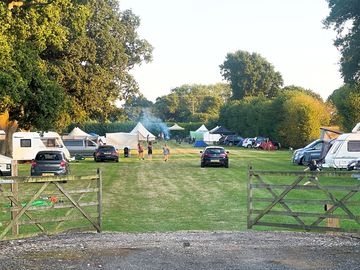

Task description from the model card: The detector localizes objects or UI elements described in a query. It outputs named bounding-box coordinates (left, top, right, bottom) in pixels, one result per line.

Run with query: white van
left=322, top=123, right=360, bottom=169
left=12, top=132, right=70, bottom=161
left=0, top=154, right=11, bottom=176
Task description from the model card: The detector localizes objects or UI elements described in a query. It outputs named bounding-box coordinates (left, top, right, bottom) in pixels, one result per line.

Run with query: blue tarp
left=193, top=140, right=208, bottom=147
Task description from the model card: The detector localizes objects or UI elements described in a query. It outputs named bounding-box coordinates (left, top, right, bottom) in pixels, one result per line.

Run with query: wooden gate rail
left=0, top=170, right=102, bottom=240
left=247, top=168, right=360, bottom=233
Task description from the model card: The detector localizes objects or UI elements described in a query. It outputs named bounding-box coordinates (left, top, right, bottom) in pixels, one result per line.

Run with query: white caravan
left=12, top=132, right=70, bottom=161
left=322, top=123, right=360, bottom=169
left=0, top=154, right=12, bottom=176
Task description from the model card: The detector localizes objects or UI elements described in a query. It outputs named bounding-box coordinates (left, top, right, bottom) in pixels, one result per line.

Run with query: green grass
left=10, top=142, right=359, bottom=233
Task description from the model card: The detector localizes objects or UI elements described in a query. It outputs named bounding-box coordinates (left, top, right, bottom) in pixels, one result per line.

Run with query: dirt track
left=0, top=231, right=360, bottom=270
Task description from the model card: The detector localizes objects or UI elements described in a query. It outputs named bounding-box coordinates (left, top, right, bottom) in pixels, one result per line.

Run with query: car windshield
left=206, top=148, right=225, bottom=154
left=304, top=140, right=321, bottom=149
left=36, top=153, right=62, bottom=161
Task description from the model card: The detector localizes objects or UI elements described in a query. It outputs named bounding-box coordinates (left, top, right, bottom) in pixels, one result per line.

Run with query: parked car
left=292, top=139, right=326, bottom=165
left=200, top=146, right=229, bottom=168
left=0, top=154, right=12, bottom=176
left=31, top=150, right=70, bottom=176
left=94, top=145, right=119, bottom=162
left=347, top=158, right=360, bottom=171
left=224, top=135, right=243, bottom=146
left=256, top=139, right=281, bottom=150
left=242, top=138, right=256, bottom=148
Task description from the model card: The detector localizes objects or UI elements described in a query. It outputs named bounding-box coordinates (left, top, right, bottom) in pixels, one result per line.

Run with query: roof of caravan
left=13, top=132, right=61, bottom=138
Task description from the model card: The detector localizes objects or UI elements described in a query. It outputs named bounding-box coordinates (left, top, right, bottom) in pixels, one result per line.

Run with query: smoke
left=140, top=109, right=170, bottom=140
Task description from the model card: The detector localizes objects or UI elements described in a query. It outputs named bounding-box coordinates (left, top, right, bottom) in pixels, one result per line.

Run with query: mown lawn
left=17, top=141, right=299, bottom=233
left=17, top=142, right=360, bottom=234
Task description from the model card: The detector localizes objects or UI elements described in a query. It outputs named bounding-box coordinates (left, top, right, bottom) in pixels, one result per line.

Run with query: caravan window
left=20, top=139, right=31, bottom=147
left=41, top=138, right=56, bottom=147
left=348, top=141, right=360, bottom=152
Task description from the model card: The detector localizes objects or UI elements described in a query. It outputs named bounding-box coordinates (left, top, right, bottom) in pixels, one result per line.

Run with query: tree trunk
left=0, top=112, right=18, bottom=157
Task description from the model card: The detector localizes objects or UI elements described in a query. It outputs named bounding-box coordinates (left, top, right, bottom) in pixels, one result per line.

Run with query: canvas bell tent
left=190, top=124, right=209, bottom=141
left=106, top=132, right=138, bottom=150
left=130, top=122, right=156, bottom=141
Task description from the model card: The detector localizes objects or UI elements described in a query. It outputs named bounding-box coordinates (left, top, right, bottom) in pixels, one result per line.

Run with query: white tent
left=168, top=123, right=185, bottom=131
left=106, top=132, right=138, bottom=150
left=68, top=127, right=91, bottom=137
left=195, top=124, right=208, bottom=133
left=203, top=132, right=221, bottom=144
left=130, top=122, right=156, bottom=141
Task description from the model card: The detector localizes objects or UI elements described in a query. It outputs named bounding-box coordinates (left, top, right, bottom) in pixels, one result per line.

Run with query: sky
left=119, top=0, right=343, bottom=102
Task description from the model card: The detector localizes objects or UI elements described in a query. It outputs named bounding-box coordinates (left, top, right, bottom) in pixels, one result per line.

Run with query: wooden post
left=97, top=168, right=102, bottom=233
left=325, top=204, right=340, bottom=229
left=247, top=164, right=253, bottom=229
left=11, top=160, right=19, bottom=236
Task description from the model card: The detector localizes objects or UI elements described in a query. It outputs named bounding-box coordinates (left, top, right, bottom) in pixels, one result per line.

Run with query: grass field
left=14, top=141, right=298, bottom=233
left=13, top=142, right=359, bottom=234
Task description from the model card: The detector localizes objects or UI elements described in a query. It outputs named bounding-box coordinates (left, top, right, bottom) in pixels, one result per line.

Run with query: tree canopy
left=220, top=50, right=283, bottom=100
left=324, top=0, right=360, bottom=84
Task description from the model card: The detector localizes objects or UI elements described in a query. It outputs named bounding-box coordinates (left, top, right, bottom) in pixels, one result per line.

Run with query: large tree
left=220, top=50, right=283, bottom=99
left=324, top=0, right=360, bottom=84
left=328, top=84, right=360, bottom=132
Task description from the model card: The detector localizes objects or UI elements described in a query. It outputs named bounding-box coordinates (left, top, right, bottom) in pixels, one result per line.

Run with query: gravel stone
left=0, top=231, right=359, bottom=269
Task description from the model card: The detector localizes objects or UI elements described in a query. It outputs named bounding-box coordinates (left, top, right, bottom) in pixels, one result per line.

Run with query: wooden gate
left=247, top=168, right=360, bottom=233
left=0, top=170, right=102, bottom=240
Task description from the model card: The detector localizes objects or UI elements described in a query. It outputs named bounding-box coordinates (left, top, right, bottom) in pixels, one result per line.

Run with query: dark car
left=292, top=139, right=326, bottom=165
left=94, top=145, right=119, bottom=162
left=200, top=146, right=229, bottom=168
left=224, top=135, right=243, bottom=146
left=31, top=150, right=70, bottom=176
left=347, top=158, right=360, bottom=171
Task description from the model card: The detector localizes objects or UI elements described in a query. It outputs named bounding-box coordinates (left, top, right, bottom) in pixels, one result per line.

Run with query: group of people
left=137, top=142, right=170, bottom=161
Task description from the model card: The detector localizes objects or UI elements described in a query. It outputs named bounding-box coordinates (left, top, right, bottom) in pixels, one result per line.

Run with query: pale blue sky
left=120, top=0, right=343, bottom=102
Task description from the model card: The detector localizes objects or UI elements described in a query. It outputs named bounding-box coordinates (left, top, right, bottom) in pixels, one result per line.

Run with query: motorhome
left=322, top=123, right=360, bottom=169
left=12, top=132, right=70, bottom=161
left=0, top=154, right=11, bottom=176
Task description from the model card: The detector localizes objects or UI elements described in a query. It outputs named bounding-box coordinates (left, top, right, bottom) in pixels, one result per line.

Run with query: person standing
left=137, top=142, right=144, bottom=160
left=147, top=141, right=153, bottom=160
left=163, top=144, right=170, bottom=162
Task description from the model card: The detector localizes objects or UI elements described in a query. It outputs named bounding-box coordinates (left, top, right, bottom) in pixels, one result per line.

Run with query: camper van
left=12, top=132, right=70, bottom=161
left=322, top=123, right=360, bottom=169
left=62, top=138, right=98, bottom=157
left=0, top=154, right=11, bottom=176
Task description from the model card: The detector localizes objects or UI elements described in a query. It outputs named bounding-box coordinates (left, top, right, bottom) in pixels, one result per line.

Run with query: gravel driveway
left=0, top=231, right=359, bottom=270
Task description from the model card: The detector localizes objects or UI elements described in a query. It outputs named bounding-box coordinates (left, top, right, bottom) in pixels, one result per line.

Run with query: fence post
left=97, top=168, right=102, bottom=233
left=247, top=164, right=253, bottom=229
left=11, top=160, right=19, bottom=236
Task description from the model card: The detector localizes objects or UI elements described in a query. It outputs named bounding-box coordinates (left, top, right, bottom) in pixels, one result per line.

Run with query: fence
left=0, top=168, right=102, bottom=240
left=247, top=167, right=360, bottom=233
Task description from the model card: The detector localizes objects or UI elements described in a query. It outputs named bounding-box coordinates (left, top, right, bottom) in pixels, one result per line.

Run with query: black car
left=200, top=146, right=229, bottom=168
left=224, top=135, right=243, bottom=146
left=94, top=145, right=119, bottom=162
left=347, top=158, right=360, bottom=171
left=31, top=150, right=70, bottom=176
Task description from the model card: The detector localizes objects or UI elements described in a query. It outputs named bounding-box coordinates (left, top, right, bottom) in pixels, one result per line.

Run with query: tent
left=203, top=132, right=221, bottom=144
left=130, top=122, right=156, bottom=141
left=195, top=124, right=208, bottom=133
left=168, top=123, right=185, bottom=131
left=106, top=132, right=138, bottom=150
left=210, top=126, right=234, bottom=135
left=68, top=127, right=91, bottom=137
left=190, top=124, right=209, bottom=141
left=193, top=140, right=208, bottom=147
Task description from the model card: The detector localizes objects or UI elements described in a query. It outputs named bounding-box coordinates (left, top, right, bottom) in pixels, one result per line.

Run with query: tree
left=220, top=50, right=283, bottom=99
left=324, top=0, right=360, bottom=84
left=123, top=94, right=153, bottom=121
left=328, top=84, right=360, bottom=132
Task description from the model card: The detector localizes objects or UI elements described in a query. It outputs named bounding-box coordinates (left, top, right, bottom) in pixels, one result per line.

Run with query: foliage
left=219, top=90, right=331, bottom=148
left=123, top=94, right=153, bottom=121
left=324, top=0, right=360, bottom=84
left=328, top=84, right=360, bottom=132
left=276, top=91, right=331, bottom=148
left=154, top=83, right=231, bottom=123
left=220, top=50, right=283, bottom=99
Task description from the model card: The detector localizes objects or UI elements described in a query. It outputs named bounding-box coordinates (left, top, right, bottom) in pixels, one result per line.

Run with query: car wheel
left=201, top=162, right=205, bottom=168
left=228, top=142, right=233, bottom=146
left=115, top=159, right=119, bottom=162
left=298, top=157, right=304, bottom=165
left=247, top=145, right=252, bottom=148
